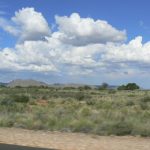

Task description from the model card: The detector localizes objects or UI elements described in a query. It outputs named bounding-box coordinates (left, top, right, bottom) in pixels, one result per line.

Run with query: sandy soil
left=0, top=127, right=150, bottom=150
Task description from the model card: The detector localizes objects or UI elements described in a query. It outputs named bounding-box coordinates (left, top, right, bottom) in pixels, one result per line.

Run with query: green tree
left=118, top=83, right=140, bottom=90
left=126, top=83, right=140, bottom=90
left=99, top=82, right=109, bottom=90
left=117, top=85, right=126, bottom=90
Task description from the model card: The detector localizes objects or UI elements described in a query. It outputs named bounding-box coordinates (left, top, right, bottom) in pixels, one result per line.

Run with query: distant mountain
left=50, top=83, right=118, bottom=89
left=3, top=79, right=119, bottom=89
left=7, top=79, right=48, bottom=87
left=51, top=83, right=89, bottom=88
left=50, top=83, right=99, bottom=89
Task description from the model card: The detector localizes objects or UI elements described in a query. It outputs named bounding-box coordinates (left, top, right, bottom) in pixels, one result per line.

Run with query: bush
left=141, top=96, right=150, bottom=103
left=75, top=92, right=85, bottom=101
left=126, top=100, right=135, bottom=106
left=110, top=121, right=133, bottom=135
left=108, top=89, right=116, bottom=94
left=139, top=128, right=150, bottom=137
left=118, top=83, right=140, bottom=90
left=86, top=99, right=95, bottom=105
left=12, top=95, right=30, bottom=103
left=126, top=83, right=140, bottom=90
left=70, top=120, right=94, bottom=133
left=99, top=83, right=109, bottom=90
left=0, top=99, right=15, bottom=106
left=117, top=85, right=126, bottom=90
left=0, top=119, right=14, bottom=127
left=139, top=102, right=149, bottom=110
left=78, top=86, right=91, bottom=91
left=96, top=121, right=133, bottom=136
left=80, top=107, right=91, bottom=116
left=41, top=95, right=48, bottom=100
left=83, top=85, right=92, bottom=90
left=63, top=87, right=76, bottom=90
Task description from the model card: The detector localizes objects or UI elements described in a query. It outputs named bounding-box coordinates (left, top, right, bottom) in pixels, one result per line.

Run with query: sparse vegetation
left=0, top=86, right=150, bottom=137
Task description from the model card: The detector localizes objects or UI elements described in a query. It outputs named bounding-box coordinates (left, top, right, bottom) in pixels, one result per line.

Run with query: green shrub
left=63, top=87, right=76, bottom=90
left=0, top=119, right=14, bottom=127
left=96, top=121, right=133, bottom=136
left=80, top=107, right=91, bottom=116
left=139, top=102, right=149, bottom=110
left=141, top=96, right=150, bottom=103
left=0, top=99, right=15, bottom=106
left=126, top=100, right=135, bottom=106
left=99, top=83, right=109, bottom=90
left=86, top=99, right=95, bottom=105
left=118, top=83, right=140, bottom=90
left=12, top=95, right=30, bottom=103
left=108, top=89, right=116, bottom=94
left=128, top=94, right=136, bottom=97
left=41, top=95, right=48, bottom=100
left=75, top=92, right=85, bottom=101
left=48, top=117, right=57, bottom=128
left=125, top=83, right=140, bottom=90
left=83, top=85, right=92, bottom=90
left=70, top=120, right=94, bottom=133
left=0, top=115, right=15, bottom=127
left=118, top=85, right=126, bottom=90
left=132, top=123, right=150, bottom=137
left=110, top=121, right=133, bottom=135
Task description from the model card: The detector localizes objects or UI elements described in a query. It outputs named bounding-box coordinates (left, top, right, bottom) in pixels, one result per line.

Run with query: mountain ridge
left=7, top=79, right=48, bottom=87
left=0, top=79, right=118, bottom=89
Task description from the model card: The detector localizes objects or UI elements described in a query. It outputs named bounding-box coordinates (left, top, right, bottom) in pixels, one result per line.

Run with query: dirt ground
left=0, top=127, right=150, bottom=150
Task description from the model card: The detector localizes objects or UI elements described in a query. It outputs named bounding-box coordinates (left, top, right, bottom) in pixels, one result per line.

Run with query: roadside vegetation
left=0, top=84, right=150, bottom=137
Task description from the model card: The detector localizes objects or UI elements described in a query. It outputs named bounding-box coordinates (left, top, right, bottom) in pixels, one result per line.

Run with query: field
left=0, top=86, right=150, bottom=136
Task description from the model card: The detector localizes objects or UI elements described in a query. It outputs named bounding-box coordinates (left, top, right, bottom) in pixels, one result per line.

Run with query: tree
left=117, top=85, right=126, bottom=90
left=83, top=85, right=92, bottom=90
left=99, top=82, right=109, bottom=90
left=118, top=83, right=140, bottom=90
left=126, top=83, right=140, bottom=90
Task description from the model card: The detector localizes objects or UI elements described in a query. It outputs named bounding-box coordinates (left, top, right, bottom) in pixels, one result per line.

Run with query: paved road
left=0, top=143, right=57, bottom=150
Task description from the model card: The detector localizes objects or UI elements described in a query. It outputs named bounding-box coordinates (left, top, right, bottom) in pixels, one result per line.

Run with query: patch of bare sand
left=0, top=127, right=150, bottom=150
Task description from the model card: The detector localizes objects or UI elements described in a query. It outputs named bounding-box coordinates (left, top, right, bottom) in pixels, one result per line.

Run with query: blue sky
left=0, top=0, right=150, bottom=88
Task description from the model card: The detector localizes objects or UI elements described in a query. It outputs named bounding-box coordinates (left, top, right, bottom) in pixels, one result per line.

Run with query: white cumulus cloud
left=0, top=40, right=58, bottom=72
left=0, top=7, right=51, bottom=42
left=55, top=13, right=126, bottom=46
left=0, top=8, right=150, bottom=77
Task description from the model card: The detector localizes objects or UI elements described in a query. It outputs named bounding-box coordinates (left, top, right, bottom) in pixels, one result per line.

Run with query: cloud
left=1, top=35, right=149, bottom=76
left=101, top=36, right=150, bottom=64
left=0, top=8, right=150, bottom=78
left=0, top=7, right=51, bottom=42
left=55, top=13, right=126, bottom=46
left=53, top=35, right=150, bottom=76
left=0, top=40, right=58, bottom=72
left=93, top=36, right=150, bottom=76
left=0, top=18, right=19, bottom=35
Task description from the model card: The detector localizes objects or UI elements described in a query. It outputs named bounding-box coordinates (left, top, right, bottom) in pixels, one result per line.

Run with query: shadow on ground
left=0, top=143, right=57, bottom=150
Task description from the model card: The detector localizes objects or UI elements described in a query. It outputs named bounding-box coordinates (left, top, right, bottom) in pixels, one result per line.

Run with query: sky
left=0, top=0, right=150, bottom=88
